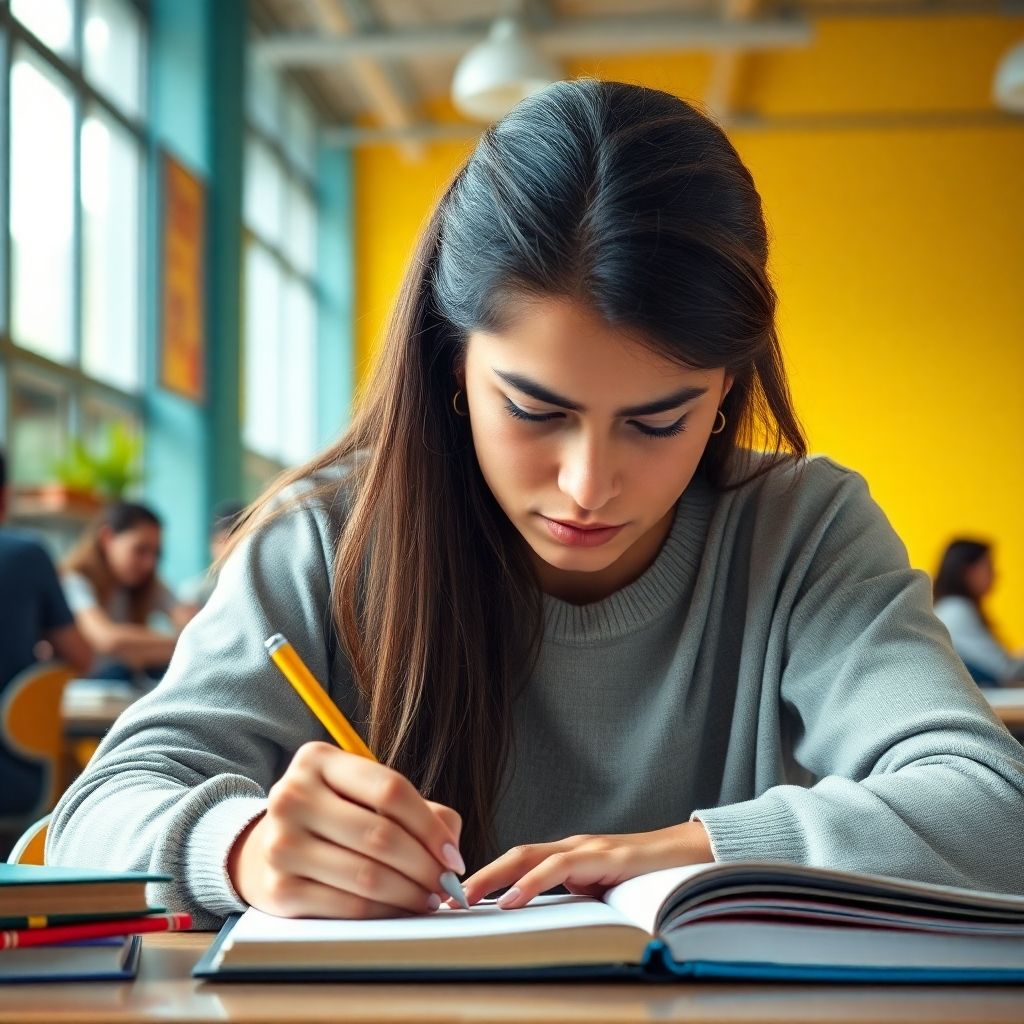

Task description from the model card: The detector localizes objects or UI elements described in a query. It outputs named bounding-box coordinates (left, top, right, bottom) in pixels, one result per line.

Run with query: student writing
left=47, top=80, right=1024, bottom=929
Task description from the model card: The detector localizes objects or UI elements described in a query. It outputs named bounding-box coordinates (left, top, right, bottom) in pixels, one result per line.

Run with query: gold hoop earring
left=710, top=409, right=726, bottom=435
left=452, top=389, right=468, bottom=417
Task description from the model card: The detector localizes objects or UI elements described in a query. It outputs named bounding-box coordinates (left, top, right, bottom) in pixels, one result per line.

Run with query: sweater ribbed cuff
left=185, top=796, right=268, bottom=917
left=691, top=797, right=809, bottom=864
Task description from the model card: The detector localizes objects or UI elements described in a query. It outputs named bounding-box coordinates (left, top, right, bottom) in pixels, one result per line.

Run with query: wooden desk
left=985, top=688, right=1024, bottom=732
left=1, top=932, right=1022, bottom=1023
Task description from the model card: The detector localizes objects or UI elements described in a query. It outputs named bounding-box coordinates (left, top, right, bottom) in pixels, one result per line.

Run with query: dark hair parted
left=234, top=80, right=807, bottom=868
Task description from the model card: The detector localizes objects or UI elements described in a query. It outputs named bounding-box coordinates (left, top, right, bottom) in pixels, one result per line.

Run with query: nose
left=557, top=429, right=621, bottom=512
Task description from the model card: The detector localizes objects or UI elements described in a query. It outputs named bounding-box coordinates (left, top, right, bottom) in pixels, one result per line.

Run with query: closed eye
left=504, top=399, right=688, bottom=439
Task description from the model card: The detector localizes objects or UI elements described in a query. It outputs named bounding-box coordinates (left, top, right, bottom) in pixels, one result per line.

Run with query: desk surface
left=1, top=932, right=1023, bottom=1024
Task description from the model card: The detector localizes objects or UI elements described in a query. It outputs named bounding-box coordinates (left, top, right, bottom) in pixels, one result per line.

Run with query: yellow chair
left=0, top=663, right=76, bottom=830
left=7, top=814, right=50, bottom=865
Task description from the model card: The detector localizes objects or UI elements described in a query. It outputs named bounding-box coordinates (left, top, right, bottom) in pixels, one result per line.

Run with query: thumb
left=425, top=801, right=462, bottom=846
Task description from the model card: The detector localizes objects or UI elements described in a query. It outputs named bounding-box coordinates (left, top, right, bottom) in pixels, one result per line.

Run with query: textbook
left=2, top=912, right=192, bottom=950
left=0, top=864, right=168, bottom=929
left=194, top=861, right=1024, bottom=983
left=0, top=934, right=141, bottom=983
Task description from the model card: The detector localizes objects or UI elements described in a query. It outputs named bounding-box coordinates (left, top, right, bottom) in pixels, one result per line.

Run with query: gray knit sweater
left=47, top=456, right=1024, bottom=928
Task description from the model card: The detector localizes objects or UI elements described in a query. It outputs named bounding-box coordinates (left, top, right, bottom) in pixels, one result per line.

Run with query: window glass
left=247, top=58, right=280, bottom=140
left=283, top=85, right=317, bottom=178
left=10, top=49, right=75, bottom=363
left=280, top=278, right=316, bottom=464
left=244, top=137, right=284, bottom=246
left=10, top=371, right=68, bottom=485
left=12, top=0, right=75, bottom=59
left=242, top=243, right=283, bottom=458
left=84, top=0, right=144, bottom=118
left=283, top=181, right=316, bottom=277
left=81, top=109, right=143, bottom=389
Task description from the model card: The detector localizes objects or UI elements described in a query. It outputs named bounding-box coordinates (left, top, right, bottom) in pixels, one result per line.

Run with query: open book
left=194, top=861, right=1024, bottom=983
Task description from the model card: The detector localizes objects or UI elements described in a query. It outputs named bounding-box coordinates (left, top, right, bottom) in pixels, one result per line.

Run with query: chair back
left=0, top=663, right=76, bottom=827
left=7, top=814, right=50, bottom=865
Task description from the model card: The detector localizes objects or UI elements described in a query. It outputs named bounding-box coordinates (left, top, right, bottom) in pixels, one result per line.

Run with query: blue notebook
left=193, top=861, right=1024, bottom=983
left=0, top=934, right=141, bottom=984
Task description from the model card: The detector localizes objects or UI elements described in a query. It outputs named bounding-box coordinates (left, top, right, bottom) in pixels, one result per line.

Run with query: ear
left=722, top=372, right=735, bottom=401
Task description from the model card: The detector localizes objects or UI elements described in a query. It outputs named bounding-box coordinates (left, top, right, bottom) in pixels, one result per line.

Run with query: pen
left=264, top=633, right=469, bottom=911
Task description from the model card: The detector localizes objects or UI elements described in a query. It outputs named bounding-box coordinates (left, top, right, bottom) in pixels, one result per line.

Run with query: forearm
left=693, top=750, right=1024, bottom=893
left=83, top=621, right=177, bottom=666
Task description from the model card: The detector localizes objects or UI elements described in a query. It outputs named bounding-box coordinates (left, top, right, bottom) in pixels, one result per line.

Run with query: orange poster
left=160, top=153, right=206, bottom=401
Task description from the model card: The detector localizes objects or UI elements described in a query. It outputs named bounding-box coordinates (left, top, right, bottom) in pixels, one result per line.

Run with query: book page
left=603, top=863, right=721, bottom=935
left=226, top=894, right=633, bottom=949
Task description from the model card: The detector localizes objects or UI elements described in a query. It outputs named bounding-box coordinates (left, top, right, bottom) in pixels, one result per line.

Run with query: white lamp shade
left=993, top=40, right=1024, bottom=113
left=452, top=17, right=563, bottom=123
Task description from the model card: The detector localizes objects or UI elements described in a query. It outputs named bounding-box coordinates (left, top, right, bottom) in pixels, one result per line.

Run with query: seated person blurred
left=61, top=501, right=192, bottom=685
left=933, top=538, right=1024, bottom=687
left=0, top=448, right=92, bottom=819
left=178, top=499, right=246, bottom=617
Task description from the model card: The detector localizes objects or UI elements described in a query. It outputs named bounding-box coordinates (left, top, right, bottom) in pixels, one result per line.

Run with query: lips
left=547, top=518, right=621, bottom=531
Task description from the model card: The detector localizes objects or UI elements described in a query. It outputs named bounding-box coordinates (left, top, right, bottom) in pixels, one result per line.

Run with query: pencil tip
left=440, top=871, right=470, bottom=910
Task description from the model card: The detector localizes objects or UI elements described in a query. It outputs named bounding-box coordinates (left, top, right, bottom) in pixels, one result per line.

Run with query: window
left=241, top=57, right=321, bottom=496
left=0, top=0, right=148, bottom=497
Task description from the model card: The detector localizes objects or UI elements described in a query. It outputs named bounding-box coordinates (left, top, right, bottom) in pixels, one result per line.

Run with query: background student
left=0, top=448, right=92, bottom=819
left=178, top=500, right=246, bottom=618
left=61, top=501, right=191, bottom=684
left=934, top=538, right=1024, bottom=686
left=47, top=81, right=1024, bottom=929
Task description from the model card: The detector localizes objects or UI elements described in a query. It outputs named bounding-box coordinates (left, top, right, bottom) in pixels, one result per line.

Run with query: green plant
left=52, top=422, right=143, bottom=499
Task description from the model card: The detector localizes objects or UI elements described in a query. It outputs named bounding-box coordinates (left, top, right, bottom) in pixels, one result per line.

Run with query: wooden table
left=985, top=688, right=1024, bottom=732
left=1, top=932, right=1023, bottom=1023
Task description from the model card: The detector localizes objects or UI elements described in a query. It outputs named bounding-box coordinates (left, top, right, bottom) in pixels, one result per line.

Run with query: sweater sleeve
left=692, top=463, right=1024, bottom=894
left=46, top=497, right=346, bottom=928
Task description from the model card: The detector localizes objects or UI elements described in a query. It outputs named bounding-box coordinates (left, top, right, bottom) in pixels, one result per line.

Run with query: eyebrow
left=493, top=370, right=708, bottom=417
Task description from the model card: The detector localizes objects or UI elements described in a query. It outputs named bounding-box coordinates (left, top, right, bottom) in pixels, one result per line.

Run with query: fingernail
left=497, top=887, right=521, bottom=909
left=442, top=842, right=465, bottom=874
left=426, top=893, right=441, bottom=912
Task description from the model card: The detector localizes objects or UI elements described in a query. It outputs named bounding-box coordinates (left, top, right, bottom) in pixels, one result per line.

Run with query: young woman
left=934, top=539, right=1024, bottom=686
left=61, top=501, right=191, bottom=683
left=48, top=81, right=1024, bottom=929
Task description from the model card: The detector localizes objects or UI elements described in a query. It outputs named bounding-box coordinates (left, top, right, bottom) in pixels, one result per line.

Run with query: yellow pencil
left=264, top=633, right=469, bottom=910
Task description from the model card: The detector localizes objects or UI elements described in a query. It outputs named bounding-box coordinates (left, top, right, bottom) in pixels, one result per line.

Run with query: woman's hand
left=227, top=741, right=464, bottom=919
left=461, top=821, right=713, bottom=910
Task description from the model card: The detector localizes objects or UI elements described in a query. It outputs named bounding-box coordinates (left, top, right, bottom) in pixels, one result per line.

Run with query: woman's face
left=462, top=296, right=732, bottom=603
left=965, top=554, right=995, bottom=599
left=100, top=522, right=162, bottom=588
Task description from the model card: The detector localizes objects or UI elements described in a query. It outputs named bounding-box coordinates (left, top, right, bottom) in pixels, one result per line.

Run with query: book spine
left=1, top=912, right=192, bottom=950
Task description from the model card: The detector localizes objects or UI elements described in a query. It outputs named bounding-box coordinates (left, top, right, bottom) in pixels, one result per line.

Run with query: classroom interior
left=0, top=0, right=1023, bottom=1011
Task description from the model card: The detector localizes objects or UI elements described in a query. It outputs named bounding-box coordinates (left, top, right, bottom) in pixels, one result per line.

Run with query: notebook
left=0, top=934, right=141, bottom=983
left=194, top=860, right=1024, bottom=983
left=0, top=864, right=168, bottom=929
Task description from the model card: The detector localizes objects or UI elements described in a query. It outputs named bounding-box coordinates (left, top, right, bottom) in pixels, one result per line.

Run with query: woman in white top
left=61, top=501, right=191, bottom=682
left=933, top=538, right=1024, bottom=687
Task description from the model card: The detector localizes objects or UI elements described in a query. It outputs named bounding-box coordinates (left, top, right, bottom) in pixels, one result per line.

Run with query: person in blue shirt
left=0, top=448, right=92, bottom=818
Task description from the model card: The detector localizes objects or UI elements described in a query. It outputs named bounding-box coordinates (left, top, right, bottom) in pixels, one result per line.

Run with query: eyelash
left=503, top=399, right=689, bottom=439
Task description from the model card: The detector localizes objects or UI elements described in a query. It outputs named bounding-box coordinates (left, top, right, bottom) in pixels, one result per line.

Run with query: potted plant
left=36, top=423, right=143, bottom=515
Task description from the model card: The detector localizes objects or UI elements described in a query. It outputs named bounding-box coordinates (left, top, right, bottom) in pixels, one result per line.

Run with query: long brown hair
left=234, top=80, right=806, bottom=868
left=62, top=501, right=164, bottom=626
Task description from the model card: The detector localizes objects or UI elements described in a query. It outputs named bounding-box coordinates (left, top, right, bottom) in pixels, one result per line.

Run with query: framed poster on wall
left=160, top=152, right=206, bottom=401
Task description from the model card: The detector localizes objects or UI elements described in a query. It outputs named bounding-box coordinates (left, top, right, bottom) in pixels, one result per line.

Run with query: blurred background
left=0, top=0, right=1021, bottom=645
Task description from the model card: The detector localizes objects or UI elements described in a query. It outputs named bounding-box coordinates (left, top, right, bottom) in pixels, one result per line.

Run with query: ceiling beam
left=322, top=107, right=1021, bottom=148
left=255, top=14, right=814, bottom=68
left=305, top=0, right=425, bottom=161
left=704, top=0, right=760, bottom=122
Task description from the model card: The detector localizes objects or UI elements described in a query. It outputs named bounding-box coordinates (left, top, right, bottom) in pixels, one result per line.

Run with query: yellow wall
left=354, top=15, right=1024, bottom=645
